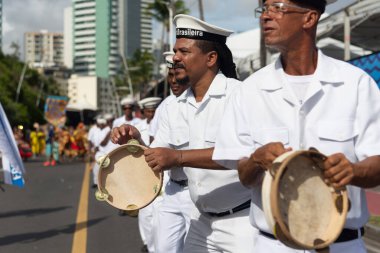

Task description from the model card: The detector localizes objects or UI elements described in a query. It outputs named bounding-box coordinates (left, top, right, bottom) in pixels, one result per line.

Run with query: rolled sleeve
left=150, top=103, right=170, bottom=148
left=355, top=74, right=380, bottom=159
left=213, top=87, right=254, bottom=169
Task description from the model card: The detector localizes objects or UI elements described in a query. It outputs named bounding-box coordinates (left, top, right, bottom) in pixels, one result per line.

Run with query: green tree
left=146, top=0, right=189, bottom=50
left=0, top=52, right=62, bottom=128
left=128, top=50, right=155, bottom=97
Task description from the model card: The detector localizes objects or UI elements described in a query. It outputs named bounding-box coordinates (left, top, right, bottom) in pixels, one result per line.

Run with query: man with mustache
left=147, top=52, right=194, bottom=253
left=213, top=0, right=380, bottom=252
left=111, top=14, right=256, bottom=253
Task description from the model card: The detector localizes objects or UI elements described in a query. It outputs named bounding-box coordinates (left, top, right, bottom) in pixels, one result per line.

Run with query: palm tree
left=128, top=50, right=155, bottom=97
left=146, top=0, right=189, bottom=51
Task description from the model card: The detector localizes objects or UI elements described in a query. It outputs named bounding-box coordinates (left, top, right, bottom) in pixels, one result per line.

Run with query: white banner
left=0, top=102, right=25, bottom=188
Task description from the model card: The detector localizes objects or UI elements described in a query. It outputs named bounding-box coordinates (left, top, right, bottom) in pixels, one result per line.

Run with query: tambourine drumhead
left=97, top=143, right=163, bottom=211
left=262, top=150, right=349, bottom=250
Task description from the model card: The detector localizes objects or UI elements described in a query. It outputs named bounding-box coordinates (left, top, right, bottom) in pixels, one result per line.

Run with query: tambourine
left=95, top=140, right=163, bottom=212
left=262, top=149, right=349, bottom=250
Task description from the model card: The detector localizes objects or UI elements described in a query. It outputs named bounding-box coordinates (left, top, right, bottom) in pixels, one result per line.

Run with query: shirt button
left=197, top=182, right=201, bottom=187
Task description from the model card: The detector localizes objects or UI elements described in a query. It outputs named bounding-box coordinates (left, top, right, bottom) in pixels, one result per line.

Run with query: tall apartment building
left=71, top=0, right=153, bottom=77
left=0, top=0, right=3, bottom=51
left=119, top=0, right=153, bottom=59
left=24, top=30, right=64, bottom=68
left=72, top=0, right=120, bottom=78
left=64, top=7, right=73, bottom=69
left=68, top=0, right=153, bottom=114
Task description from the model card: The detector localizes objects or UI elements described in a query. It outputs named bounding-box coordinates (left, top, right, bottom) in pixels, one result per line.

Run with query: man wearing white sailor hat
left=133, top=96, right=162, bottom=253
left=91, top=116, right=109, bottom=187
left=113, top=96, right=141, bottom=128
left=111, top=14, right=256, bottom=253
left=213, top=0, right=377, bottom=252
left=147, top=52, right=193, bottom=253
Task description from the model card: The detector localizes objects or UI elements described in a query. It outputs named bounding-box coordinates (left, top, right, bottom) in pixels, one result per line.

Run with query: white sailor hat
left=174, top=14, right=233, bottom=44
left=139, top=97, right=162, bottom=109
left=104, top=113, right=114, bottom=121
left=163, top=51, right=175, bottom=69
left=120, top=97, right=135, bottom=107
left=96, top=118, right=107, bottom=125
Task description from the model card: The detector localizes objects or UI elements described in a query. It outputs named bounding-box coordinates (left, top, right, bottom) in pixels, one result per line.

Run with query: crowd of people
left=13, top=122, right=88, bottom=166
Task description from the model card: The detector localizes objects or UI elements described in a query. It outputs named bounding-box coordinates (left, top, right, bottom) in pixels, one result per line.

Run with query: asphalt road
left=0, top=159, right=143, bottom=253
left=1, top=159, right=379, bottom=253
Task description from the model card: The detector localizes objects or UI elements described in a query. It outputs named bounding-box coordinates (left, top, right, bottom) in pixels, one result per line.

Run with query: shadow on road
left=0, top=206, right=72, bottom=218
left=0, top=217, right=107, bottom=246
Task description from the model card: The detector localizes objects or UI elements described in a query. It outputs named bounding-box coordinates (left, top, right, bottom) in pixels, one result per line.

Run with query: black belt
left=206, top=200, right=251, bottom=217
left=170, top=178, right=188, bottom=187
left=259, top=227, right=365, bottom=243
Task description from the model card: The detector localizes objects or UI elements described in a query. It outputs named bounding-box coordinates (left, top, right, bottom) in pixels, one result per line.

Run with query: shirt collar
left=176, top=73, right=228, bottom=102
left=259, top=50, right=343, bottom=91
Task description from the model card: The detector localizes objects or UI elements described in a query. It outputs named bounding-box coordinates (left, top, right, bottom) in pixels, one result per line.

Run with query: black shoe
left=91, top=184, right=98, bottom=188
left=140, top=245, right=148, bottom=252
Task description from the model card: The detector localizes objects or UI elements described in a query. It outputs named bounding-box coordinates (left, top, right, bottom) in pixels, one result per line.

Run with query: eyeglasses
left=254, top=2, right=310, bottom=18
left=123, top=107, right=133, bottom=110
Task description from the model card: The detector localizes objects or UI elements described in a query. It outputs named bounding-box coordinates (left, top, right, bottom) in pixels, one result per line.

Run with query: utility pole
left=198, top=0, right=204, bottom=21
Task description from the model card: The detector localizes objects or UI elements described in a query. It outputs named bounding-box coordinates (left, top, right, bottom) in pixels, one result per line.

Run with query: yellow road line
left=71, top=163, right=91, bottom=253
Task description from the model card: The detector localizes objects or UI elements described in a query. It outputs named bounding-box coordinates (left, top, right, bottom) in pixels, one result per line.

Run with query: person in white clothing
left=212, top=0, right=380, bottom=252
left=111, top=14, right=257, bottom=253
left=148, top=52, right=193, bottom=253
left=149, top=52, right=190, bottom=140
left=113, top=97, right=141, bottom=128
left=135, top=97, right=163, bottom=253
left=91, top=117, right=108, bottom=188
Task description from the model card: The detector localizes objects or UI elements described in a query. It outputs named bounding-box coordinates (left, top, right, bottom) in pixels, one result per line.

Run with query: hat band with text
left=176, top=28, right=227, bottom=44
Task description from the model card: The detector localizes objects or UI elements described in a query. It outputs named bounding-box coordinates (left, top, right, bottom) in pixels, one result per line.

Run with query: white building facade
left=24, top=30, right=64, bottom=68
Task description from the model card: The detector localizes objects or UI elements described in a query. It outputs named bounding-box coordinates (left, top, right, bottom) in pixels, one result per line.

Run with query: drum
left=262, top=149, right=349, bottom=250
left=95, top=141, right=163, bottom=212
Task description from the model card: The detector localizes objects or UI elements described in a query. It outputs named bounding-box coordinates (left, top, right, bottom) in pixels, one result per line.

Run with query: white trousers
left=254, top=233, right=367, bottom=253
left=155, top=180, right=195, bottom=253
left=183, top=207, right=258, bottom=253
left=139, top=195, right=164, bottom=253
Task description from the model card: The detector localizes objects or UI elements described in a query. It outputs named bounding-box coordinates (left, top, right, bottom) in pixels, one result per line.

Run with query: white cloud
left=2, top=0, right=70, bottom=57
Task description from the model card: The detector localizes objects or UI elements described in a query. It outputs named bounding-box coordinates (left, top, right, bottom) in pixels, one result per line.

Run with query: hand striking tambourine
left=95, top=140, right=163, bottom=213
left=262, top=148, right=349, bottom=251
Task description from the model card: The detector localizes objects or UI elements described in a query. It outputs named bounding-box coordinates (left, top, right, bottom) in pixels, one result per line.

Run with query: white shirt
left=136, top=119, right=151, bottom=146
left=87, top=124, right=100, bottom=146
left=93, top=126, right=110, bottom=148
left=151, top=73, right=251, bottom=213
left=112, top=115, right=142, bottom=128
left=96, top=126, right=119, bottom=158
left=213, top=50, right=380, bottom=232
left=149, top=95, right=176, bottom=138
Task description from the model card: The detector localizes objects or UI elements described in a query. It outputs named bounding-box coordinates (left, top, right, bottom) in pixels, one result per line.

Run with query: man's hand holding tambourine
left=111, top=124, right=143, bottom=145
